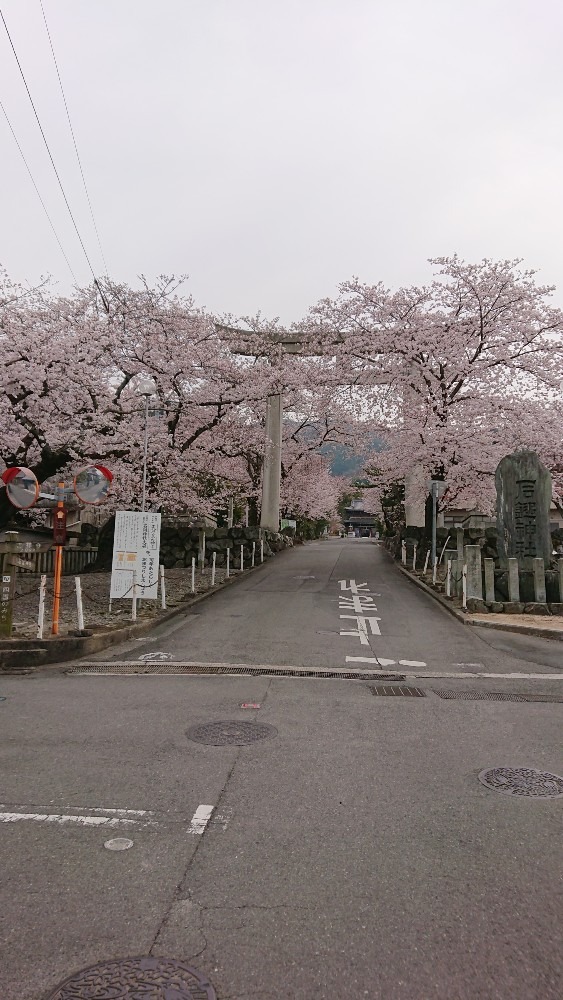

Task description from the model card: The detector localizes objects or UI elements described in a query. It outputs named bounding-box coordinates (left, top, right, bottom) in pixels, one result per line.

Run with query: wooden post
left=159, top=564, right=166, bottom=609
left=37, top=574, right=47, bottom=638
left=446, top=559, right=452, bottom=597
left=412, top=543, right=417, bottom=571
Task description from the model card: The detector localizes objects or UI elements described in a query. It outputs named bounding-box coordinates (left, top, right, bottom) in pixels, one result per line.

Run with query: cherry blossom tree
left=301, top=256, right=563, bottom=513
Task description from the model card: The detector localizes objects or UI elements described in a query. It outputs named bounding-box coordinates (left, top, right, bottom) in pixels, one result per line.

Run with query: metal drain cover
left=47, top=956, right=216, bottom=999
left=478, top=767, right=563, bottom=798
left=435, top=690, right=527, bottom=701
left=187, top=720, right=277, bottom=746
left=368, top=684, right=426, bottom=697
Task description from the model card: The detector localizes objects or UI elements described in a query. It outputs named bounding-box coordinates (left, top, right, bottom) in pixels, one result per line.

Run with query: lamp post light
left=137, top=378, right=156, bottom=512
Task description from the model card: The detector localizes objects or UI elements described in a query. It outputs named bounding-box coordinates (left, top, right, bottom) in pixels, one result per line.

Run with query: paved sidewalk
left=395, top=562, right=563, bottom=642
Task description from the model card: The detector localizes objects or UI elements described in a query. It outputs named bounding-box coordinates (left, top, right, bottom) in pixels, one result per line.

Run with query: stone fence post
left=532, top=558, right=546, bottom=604
left=464, top=545, right=483, bottom=600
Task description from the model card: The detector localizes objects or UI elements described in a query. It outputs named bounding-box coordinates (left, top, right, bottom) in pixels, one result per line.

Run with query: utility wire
left=0, top=7, right=109, bottom=310
left=0, top=96, right=77, bottom=281
left=39, top=0, right=109, bottom=278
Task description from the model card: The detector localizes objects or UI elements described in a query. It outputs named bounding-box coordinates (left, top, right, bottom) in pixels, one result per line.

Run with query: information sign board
left=110, top=511, right=161, bottom=600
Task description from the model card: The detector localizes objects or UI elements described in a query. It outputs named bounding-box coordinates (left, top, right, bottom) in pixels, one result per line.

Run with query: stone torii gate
left=215, top=324, right=305, bottom=532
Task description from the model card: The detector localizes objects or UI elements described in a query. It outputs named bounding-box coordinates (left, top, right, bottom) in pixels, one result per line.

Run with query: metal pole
left=141, top=393, right=149, bottom=512
left=211, top=551, right=216, bottom=586
left=252, top=541, right=255, bottom=567
left=51, top=545, right=63, bottom=635
left=226, top=547, right=230, bottom=578
left=37, top=574, right=46, bottom=639
left=431, top=481, right=437, bottom=569
left=75, top=576, right=84, bottom=632
left=191, top=557, right=195, bottom=593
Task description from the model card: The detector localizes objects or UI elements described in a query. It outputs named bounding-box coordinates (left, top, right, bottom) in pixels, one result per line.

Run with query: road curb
left=0, top=555, right=277, bottom=672
left=393, top=559, right=563, bottom=642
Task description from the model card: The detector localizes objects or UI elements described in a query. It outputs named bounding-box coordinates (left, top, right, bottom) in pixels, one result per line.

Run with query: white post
left=159, top=564, right=166, bottom=609
left=252, top=541, right=256, bottom=567
left=260, top=538, right=264, bottom=563
left=462, top=563, right=467, bottom=609
left=191, top=557, right=195, bottom=594
left=401, top=540, right=407, bottom=565
left=226, top=547, right=230, bottom=578
left=439, top=535, right=451, bottom=563
left=211, top=551, right=216, bottom=586
left=432, top=557, right=438, bottom=585
left=37, top=574, right=46, bottom=639
left=446, top=559, right=452, bottom=597
left=412, top=543, right=417, bottom=571
left=132, top=571, right=137, bottom=621
left=75, top=576, right=84, bottom=632
left=423, top=550, right=430, bottom=575
left=240, top=544, right=244, bottom=571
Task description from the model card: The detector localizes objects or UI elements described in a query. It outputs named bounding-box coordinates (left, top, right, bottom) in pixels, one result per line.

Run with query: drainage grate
left=368, top=684, right=426, bottom=698
left=186, top=720, right=278, bottom=746
left=434, top=690, right=563, bottom=703
left=478, top=767, right=563, bottom=798
left=47, top=956, right=216, bottom=999
left=68, top=663, right=405, bottom=682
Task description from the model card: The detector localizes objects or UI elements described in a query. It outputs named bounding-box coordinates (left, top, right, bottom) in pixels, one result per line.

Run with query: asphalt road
left=1, top=539, right=562, bottom=1000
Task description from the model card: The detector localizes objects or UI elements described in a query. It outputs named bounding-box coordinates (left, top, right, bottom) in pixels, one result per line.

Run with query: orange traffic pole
left=52, top=544, right=63, bottom=635
left=51, top=482, right=66, bottom=635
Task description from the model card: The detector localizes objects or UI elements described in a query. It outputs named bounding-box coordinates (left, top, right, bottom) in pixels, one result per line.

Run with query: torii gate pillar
left=260, top=393, right=282, bottom=532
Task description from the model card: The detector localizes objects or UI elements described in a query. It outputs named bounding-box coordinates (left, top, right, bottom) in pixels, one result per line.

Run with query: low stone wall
left=159, top=524, right=293, bottom=570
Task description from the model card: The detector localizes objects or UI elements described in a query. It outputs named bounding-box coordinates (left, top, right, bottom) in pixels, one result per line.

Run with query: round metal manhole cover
left=478, top=767, right=563, bottom=798
left=187, top=720, right=277, bottom=746
left=47, top=956, right=216, bottom=998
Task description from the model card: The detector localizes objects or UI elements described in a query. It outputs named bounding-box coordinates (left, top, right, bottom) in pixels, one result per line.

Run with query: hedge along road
left=93, top=537, right=563, bottom=676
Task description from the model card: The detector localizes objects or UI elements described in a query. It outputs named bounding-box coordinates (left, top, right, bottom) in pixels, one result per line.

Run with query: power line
left=0, top=7, right=101, bottom=291
left=0, top=96, right=77, bottom=282
left=39, top=0, right=109, bottom=278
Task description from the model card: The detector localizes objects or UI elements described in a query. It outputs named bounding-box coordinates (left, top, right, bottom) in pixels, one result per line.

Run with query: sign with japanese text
left=110, top=511, right=161, bottom=600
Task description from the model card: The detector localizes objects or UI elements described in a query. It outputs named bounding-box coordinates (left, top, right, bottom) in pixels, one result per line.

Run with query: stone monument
left=495, top=450, right=552, bottom=569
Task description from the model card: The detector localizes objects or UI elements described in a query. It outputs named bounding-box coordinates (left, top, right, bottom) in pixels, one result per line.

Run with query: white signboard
left=110, top=511, right=161, bottom=600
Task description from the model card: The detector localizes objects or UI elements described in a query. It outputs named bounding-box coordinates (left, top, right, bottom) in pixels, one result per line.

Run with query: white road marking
left=345, top=656, right=428, bottom=667
left=339, top=595, right=378, bottom=612
left=187, top=805, right=214, bottom=835
left=104, top=837, right=134, bottom=851
left=0, top=812, right=140, bottom=827
left=339, top=579, right=372, bottom=593
left=138, top=651, right=172, bottom=661
left=452, top=663, right=484, bottom=668
left=340, top=615, right=382, bottom=644
left=0, top=804, right=153, bottom=817
left=213, top=806, right=233, bottom=831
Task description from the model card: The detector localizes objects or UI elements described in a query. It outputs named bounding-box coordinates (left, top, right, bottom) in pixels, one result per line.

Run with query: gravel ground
left=10, top=566, right=237, bottom=638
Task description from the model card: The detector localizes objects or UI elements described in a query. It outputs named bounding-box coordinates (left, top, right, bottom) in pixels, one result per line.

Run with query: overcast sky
left=1, top=0, right=562, bottom=321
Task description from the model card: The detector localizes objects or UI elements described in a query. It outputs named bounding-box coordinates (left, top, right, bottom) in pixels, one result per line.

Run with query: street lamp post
left=137, top=379, right=156, bottom=512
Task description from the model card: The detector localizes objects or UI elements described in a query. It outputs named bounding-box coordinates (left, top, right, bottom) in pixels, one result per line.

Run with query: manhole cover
left=186, top=720, right=277, bottom=745
left=47, top=956, right=216, bottom=998
left=478, top=767, right=563, bottom=798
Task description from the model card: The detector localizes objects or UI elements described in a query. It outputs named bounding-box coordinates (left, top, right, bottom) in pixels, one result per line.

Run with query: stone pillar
left=496, top=450, right=552, bottom=570
left=260, top=393, right=282, bottom=532
left=559, top=560, right=563, bottom=603
left=484, top=558, right=495, bottom=603
left=404, top=465, right=425, bottom=527
left=508, top=558, right=520, bottom=602
left=533, top=558, right=546, bottom=604
left=455, top=526, right=464, bottom=597
left=464, top=545, right=483, bottom=600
